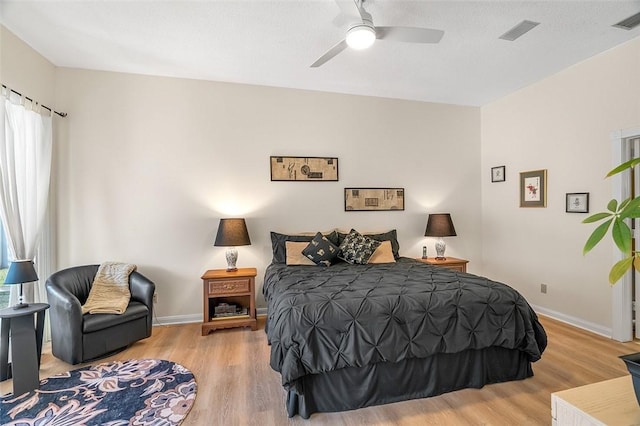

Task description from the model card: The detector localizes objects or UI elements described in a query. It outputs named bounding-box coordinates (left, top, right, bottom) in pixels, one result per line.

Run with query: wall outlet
left=540, top=283, right=547, bottom=294
left=153, top=293, right=158, bottom=303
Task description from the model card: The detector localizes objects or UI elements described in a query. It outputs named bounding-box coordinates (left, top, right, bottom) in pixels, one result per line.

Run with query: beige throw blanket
left=81, top=262, right=137, bottom=315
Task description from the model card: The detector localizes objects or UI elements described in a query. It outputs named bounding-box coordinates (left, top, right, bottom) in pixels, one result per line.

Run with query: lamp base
left=13, top=285, right=29, bottom=309
left=225, top=247, right=238, bottom=271
left=435, top=237, right=447, bottom=260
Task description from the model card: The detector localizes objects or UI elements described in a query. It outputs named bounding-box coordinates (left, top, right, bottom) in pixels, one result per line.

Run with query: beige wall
left=0, top=25, right=55, bottom=105
left=481, top=37, right=640, bottom=333
left=52, top=68, right=481, bottom=322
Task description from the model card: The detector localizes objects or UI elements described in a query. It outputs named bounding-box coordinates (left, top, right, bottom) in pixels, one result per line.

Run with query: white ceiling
left=1, top=0, right=639, bottom=106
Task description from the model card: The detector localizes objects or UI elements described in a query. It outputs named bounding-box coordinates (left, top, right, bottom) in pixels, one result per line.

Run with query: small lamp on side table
left=425, top=213, right=457, bottom=260
left=4, top=259, right=39, bottom=309
left=214, top=218, right=251, bottom=271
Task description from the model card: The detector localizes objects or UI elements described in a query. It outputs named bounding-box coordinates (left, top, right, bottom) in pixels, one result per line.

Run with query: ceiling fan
left=311, top=0, right=444, bottom=68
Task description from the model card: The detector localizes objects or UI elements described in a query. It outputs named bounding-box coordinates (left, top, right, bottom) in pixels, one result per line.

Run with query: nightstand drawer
left=208, top=278, right=250, bottom=294
left=440, top=264, right=466, bottom=272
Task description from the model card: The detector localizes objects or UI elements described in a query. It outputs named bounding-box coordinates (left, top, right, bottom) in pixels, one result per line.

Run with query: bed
left=263, top=230, right=547, bottom=418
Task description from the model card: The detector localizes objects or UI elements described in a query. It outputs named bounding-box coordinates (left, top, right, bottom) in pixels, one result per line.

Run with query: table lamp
left=214, top=218, right=251, bottom=271
left=4, top=259, right=39, bottom=309
left=425, top=213, right=457, bottom=260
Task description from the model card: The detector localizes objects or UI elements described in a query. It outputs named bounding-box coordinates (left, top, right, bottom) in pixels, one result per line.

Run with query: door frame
left=611, top=127, right=640, bottom=342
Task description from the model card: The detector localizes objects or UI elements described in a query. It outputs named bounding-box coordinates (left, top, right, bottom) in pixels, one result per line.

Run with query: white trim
left=531, top=304, right=611, bottom=338
left=257, top=307, right=268, bottom=316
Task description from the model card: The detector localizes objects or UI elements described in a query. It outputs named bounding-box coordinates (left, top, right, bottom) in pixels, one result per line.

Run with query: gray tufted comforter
left=264, top=258, right=547, bottom=390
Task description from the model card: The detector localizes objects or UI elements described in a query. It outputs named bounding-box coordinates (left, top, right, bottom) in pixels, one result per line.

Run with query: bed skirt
left=285, top=346, right=533, bottom=419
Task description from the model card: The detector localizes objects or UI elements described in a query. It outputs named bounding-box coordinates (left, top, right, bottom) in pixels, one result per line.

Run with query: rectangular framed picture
left=270, top=156, right=338, bottom=181
left=344, top=188, right=405, bottom=211
left=566, top=192, right=589, bottom=213
left=519, top=169, right=547, bottom=208
left=491, top=165, right=506, bottom=182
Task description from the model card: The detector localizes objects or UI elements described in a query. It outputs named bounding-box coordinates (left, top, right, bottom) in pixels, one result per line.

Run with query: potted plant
left=583, top=157, right=640, bottom=284
left=583, top=157, right=640, bottom=405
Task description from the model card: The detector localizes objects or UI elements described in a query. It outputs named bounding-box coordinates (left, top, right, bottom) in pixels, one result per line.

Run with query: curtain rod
left=1, top=84, right=67, bottom=118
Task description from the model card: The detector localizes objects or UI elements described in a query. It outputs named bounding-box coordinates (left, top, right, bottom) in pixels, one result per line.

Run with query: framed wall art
left=344, top=188, right=405, bottom=211
left=566, top=192, right=589, bottom=213
left=519, top=169, right=547, bottom=208
left=270, top=156, right=338, bottom=181
left=491, top=165, right=506, bottom=182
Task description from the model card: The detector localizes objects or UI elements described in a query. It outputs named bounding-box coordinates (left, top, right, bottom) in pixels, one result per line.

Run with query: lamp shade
left=425, top=213, right=457, bottom=237
left=4, top=259, right=38, bottom=284
left=214, top=218, right=251, bottom=247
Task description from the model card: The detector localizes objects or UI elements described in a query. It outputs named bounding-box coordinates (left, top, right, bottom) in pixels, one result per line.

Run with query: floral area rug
left=0, top=358, right=197, bottom=425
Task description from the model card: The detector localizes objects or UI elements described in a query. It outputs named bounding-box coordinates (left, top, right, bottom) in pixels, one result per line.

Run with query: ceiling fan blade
left=310, top=39, right=348, bottom=68
left=331, top=0, right=361, bottom=27
left=355, top=1, right=373, bottom=25
left=376, top=26, right=444, bottom=44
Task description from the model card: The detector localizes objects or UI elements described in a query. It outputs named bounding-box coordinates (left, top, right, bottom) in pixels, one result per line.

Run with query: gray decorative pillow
left=338, top=229, right=381, bottom=265
left=302, top=232, right=339, bottom=266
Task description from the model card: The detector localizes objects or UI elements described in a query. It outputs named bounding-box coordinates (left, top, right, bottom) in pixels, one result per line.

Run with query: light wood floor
left=3, top=315, right=639, bottom=425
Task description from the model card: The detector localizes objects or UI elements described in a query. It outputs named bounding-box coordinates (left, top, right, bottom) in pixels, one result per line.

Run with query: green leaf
left=607, top=158, right=640, bottom=178
left=612, top=218, right=632, bottom=254
left=620, top=197, right=640, bottom=219
left=582, top=212, right=613, bottom=223
left=583, top=218, right=613, bottom=255
left=607, top=199, right=619, bottom=212
left=633, top=255, right=640, bottom=272
left=624, top=208, right=640, bottom=219
left=609, top=257, right=634, bottom=284
left=619, top=197, right=632, bottom=211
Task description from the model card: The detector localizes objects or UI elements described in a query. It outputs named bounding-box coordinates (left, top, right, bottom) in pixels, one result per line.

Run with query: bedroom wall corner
left=480, top=37, right=640, bottom=333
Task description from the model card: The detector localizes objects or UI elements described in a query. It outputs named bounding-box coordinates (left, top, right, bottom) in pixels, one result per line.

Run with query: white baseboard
left=153, top=309, right=268, bottom=327
left=153, top=313, right=201, bottom=326
left=531, top=304, right=612, bottom=338
left=154, top=306, right=610, bottom=340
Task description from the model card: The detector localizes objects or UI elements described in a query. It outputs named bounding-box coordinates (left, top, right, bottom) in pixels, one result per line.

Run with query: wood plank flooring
left=2, top=315, right=639, bottom=425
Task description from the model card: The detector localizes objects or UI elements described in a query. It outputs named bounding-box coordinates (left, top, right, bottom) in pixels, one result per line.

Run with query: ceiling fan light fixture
left=346, top=24, right=376, bottom=50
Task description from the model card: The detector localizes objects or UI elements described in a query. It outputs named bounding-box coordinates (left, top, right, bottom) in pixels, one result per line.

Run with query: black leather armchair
left=46, top=265, right=155, bottom=365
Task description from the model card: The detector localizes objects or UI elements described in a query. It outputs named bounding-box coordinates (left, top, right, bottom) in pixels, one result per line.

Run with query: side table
left=201, top=268, right=257, bottom=335
left=0, top=303, right=49, bottom=395
left=416, top=257, right=469, bottom=273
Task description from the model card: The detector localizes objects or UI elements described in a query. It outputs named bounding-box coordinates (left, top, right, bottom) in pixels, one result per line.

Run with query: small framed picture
left=566, top=192, right=589, bottom=213
left=519, top=169, right=547, bottom=208
left=491, top=166, right=506, bottom=182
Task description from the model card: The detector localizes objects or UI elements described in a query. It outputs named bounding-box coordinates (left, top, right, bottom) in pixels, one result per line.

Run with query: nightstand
left=201, top=268, right=257, bottom=335
left=417, top=257, right=469, bottom=273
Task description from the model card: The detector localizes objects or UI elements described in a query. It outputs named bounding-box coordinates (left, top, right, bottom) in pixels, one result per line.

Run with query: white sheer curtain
left=0, top=89, right=53, bottom=305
